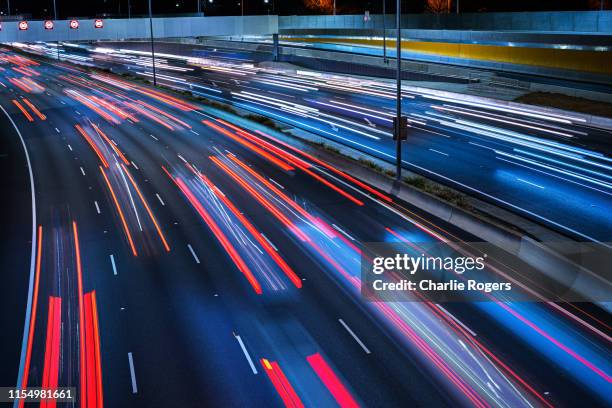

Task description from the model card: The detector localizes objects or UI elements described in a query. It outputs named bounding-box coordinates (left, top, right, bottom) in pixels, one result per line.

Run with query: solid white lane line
left=234, top=334, right=258, bottom=374
left=128, top=352, right=138, bottom=394
left=94, top=201, right=101, bottom=214
left=110, top=254, right=118, bottom=276
left=260, top=233, right=278, bottom=251
left=436, top=304, right=477, bottom=337
left=155, top=193, right=165, bottom=206
left=429, top=148, right=449, bottom=156
left=187, top=244, right=200, bottom=264
left=516, top=178, right=545, bottom=189
left=149, top=134, right=159, bottom=141
left=268, top=178, right=284, bottom=190
left=117, top=163, right=143, bottom=231
left=332, top=224, right=356, bottom=241
left=190, top=130, right=199, bottom=135
left=338, top=319, right=371, bottom=354
left=1, top=104, right=37, bottom=404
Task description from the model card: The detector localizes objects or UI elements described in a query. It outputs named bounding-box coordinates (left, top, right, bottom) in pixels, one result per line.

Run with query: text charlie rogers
left=369, top=253, right=512, bottom=293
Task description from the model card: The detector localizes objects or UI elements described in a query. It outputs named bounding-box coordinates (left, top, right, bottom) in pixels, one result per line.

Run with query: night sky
left=1, top=0, right=603, bottom=20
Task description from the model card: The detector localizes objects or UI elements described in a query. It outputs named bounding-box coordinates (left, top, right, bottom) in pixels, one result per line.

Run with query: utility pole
left=197, top=0, right=201, bottom=14
left=456, top=0, right=459, bottom=14
left=128, top=0, right=132, bottom=18
left=7, top=0, right=10, bottom=16
left=382, top=0, right=387, bottom=63
left=394, top=0, right=403, bottom=180
left=333, top=0, right=336, bottom=15
left=54, top=0, right=59, bottom=61
left=148, top=0, right=157, bottom=86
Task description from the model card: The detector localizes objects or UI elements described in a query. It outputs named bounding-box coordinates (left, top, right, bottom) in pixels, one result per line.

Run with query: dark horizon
left=1, top=0, right=607, bottom=20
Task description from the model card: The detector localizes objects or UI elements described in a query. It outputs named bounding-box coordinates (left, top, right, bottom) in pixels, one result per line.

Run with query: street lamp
left=382, top=0, right=387, bottom=63
left=393, top=0, right=405, bottom=180
left=148, top=0, right=157, bottom=86
left=53, top=0, right=59, bottom=61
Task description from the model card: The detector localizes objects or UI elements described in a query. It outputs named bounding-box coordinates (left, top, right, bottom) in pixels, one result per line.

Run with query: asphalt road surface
left=1, top=47, right=610, bottom=408
left=22, top=41, right=612, bottom=245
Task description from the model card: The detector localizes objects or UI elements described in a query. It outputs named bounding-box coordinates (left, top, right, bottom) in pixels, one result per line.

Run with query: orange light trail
left=12, top=99, right=34, bottom=122
left=203, top=120, right=294, bottom=171
left=223, top=124, right=365, bottom=206
left=135, top=99, right=192, bottom=128
left=198, top=172, right=301, bottom=288
left=75, top=125, right=110, bottom=168
left=255, top=129, right=393, bottom=202
left=8, top=78, right=32, bottom=93
left=127, top=102, right=175, bottom=131
left=209, top=156, right=310, bottom=242
left=175, top=176, right=262, bottom=294
left=100, top=166, right=138, bottom=257
left=22, top=98, right=46, bottom=120
left=21, top=77, right=45, bottom=92
left=66, top=91, right=119, bottom=124
left=165, top=169, right=262, bottom=294
left=91, top=123, right=130, bottom=165
left=227, top=155, right=342, bottom=236
left=89, top=95, right=138, bottom=122
left=212, top=156, right=356, bottom=282
left=122, top=163, right=171, bottom=252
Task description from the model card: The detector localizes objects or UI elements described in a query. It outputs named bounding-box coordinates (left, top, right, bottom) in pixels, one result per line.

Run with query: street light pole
left=7, top=0, right=10, bottom=16
left=382, top=0, right=387, bottom=63
left=128, top=0, right=132, bottom=18
left=395, top=0, right=402, bottom=180
left=53, top=0, right=59, bottom=61
left=333, top=0, right=336, bottom=15
left=148, top=0, right=157, bottom=86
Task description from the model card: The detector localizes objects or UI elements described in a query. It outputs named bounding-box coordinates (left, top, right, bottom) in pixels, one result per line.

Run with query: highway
left=17, top=41, right=612, bottom=245
left=1, top=47, right=610, bottom=407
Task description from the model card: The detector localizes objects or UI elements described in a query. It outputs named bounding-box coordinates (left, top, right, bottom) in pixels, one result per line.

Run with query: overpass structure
left=0, top=15, right=278, bottom=42
left=1, top=11, right=610, bottom=84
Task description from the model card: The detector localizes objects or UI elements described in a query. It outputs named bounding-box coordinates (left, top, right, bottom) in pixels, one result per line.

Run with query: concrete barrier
left=0, top=16, right=278, bottom=43
left=283, top=36, right=612, bottom=76
left=279, top=11, right=612, bottom=33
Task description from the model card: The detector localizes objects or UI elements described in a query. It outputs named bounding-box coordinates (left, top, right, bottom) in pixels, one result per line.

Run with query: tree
left=426, top=0, right=451, bottom=13
left=588, top=0, right=609, bottom=9
left=304, top=0, right=334, bottom=13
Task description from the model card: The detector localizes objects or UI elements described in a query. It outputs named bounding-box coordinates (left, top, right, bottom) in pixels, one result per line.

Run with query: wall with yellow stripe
left=283, top=37, right=611, bottom=76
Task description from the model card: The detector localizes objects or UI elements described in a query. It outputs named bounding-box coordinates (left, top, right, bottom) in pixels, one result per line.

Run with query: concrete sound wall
left=0, top=15, right=278, bottom=43
left=279, top=11, right=612, bottom=33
